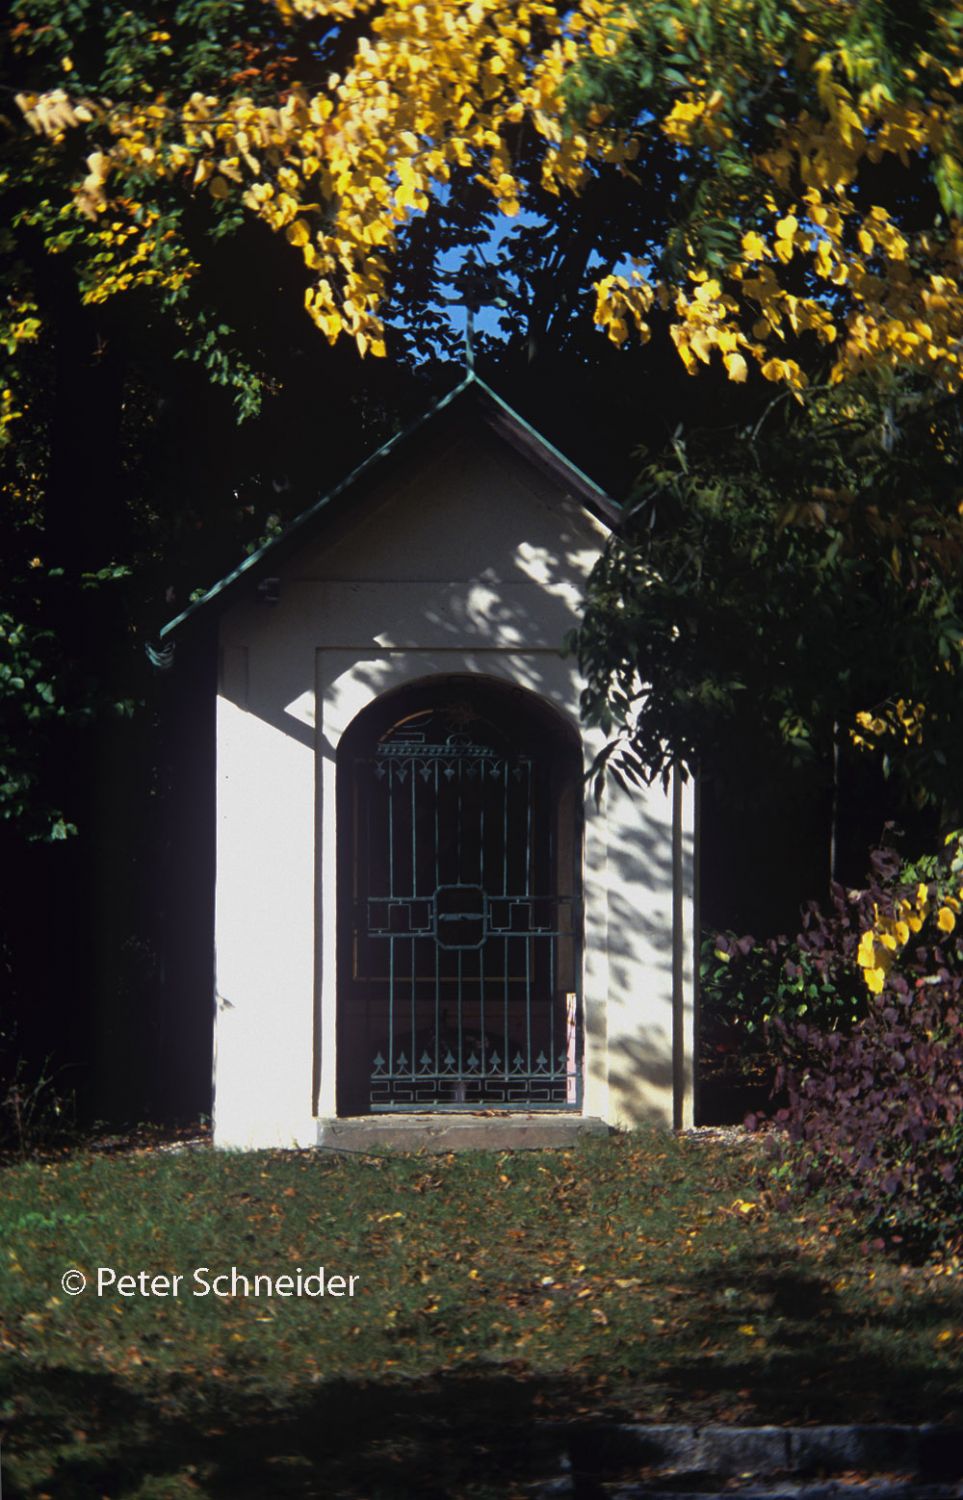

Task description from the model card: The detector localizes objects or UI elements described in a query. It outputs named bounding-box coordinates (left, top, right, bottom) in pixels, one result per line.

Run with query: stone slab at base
left=316, top=1114, right=610, bottom=1153
left=530, top=1423, right=963, bottom=1499
left=562, top=1423, right=963, bottom=1477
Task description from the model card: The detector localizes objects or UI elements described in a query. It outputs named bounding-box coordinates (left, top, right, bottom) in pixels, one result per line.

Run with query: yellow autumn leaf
left=724, top=351, right=748, bottom=382
left=857, top=930, right=877, bottom=968
left=937, top=906, right=957, bottom=934
left=693, top=278, right=722, bottom=304
left=86, top=150, right=110, bottom=183
left=814, top=239, right=834, bottom=277
left=756, top=355, right=792, bottom=381
left=689, top=329, right=714, bottom=363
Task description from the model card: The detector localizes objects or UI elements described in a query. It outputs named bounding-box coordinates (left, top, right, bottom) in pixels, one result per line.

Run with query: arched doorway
left=336, top=677, right=583, bottom=1115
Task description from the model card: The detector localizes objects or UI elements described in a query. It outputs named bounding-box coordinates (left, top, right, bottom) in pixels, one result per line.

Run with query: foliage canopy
left=575, top=376, right=963, bottom=816
left=9, top=0, right=963, bottom=393
left=3, top=0, right=963, bottom=838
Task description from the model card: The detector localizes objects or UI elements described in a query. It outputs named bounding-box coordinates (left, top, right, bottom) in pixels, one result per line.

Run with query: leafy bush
left=0, top=1016, right=76, bottom=1160
left=701, top=911, right=865, bottom=1092
left=770, top=989, right=963, bottom=1253
left=761, top=834, right=963, bottom=1255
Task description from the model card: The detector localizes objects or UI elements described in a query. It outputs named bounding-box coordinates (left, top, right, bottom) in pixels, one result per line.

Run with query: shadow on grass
left=631, top=1241, right=963, bottom=1429
left=2, top=1362, right=572, bottom=1499
left=3, top=1240, right=963, bottom=1497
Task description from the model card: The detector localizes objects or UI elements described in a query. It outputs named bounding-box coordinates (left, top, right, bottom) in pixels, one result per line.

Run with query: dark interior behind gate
left=336, top=678, right=583, bottom=1115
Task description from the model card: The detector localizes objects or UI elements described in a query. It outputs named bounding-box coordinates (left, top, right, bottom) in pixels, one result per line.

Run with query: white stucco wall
left=212, top=424, right=695, bottom=1147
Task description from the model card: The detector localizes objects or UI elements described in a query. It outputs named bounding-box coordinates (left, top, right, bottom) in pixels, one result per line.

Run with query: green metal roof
left=158, top=370, right=619, bottom=641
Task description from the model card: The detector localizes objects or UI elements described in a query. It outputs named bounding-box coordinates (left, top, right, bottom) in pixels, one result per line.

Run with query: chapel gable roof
left=158, top=370, right=620, bottom=641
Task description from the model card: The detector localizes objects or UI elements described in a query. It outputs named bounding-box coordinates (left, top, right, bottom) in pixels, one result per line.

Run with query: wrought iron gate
left=338, top=695, right=581, bottom=1113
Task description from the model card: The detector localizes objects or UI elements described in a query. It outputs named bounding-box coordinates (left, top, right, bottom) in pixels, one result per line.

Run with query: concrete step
left=537, top=1474, right=962, bottom=1499
left=531, top=1425, right=963, bottom=1499
left=603, top=1486, right=962, bottom=1498
left=316, top=1112, right=610, bottom=1152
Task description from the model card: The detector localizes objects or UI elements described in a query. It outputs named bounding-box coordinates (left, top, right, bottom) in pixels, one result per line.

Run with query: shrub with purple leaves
left=762, top=835, right=963, bottom=1255
left=702, top=877, right=873, bottom=1092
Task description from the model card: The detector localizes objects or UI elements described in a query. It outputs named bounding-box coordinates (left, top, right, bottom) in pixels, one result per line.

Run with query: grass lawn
left=1, top=1127, right=962, bottom=1498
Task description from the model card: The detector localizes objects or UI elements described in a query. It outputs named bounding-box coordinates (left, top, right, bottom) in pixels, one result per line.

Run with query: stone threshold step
left=599, top=1486, right=963, bottom=1499
left=317, top=1113, right=609, bottom=1152
left=560, top=1425, right=963, bottom=1479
